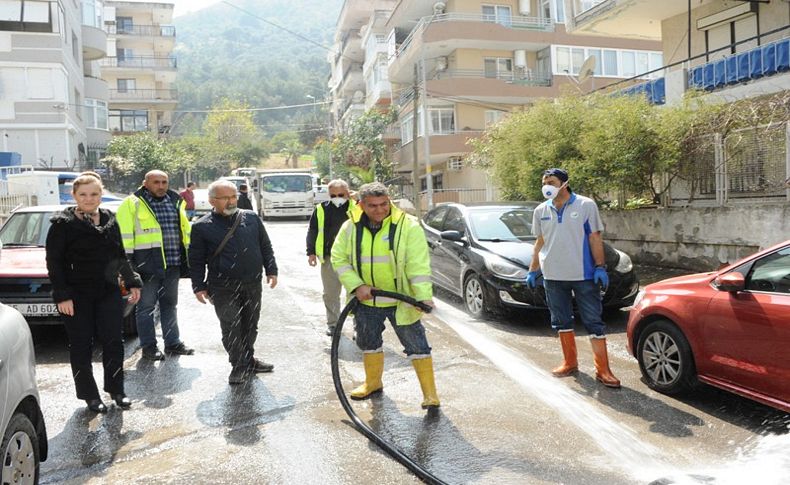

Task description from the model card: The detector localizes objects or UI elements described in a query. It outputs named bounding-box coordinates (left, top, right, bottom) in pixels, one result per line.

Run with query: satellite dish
left=578, top=55, right=597, bottom=84
left=352, top=90, right=364, bottom=102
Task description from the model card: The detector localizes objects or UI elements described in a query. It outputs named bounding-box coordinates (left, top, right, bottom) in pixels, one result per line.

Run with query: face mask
left=542, top=182, right=567, bottom=200
left=330, top=197, right=347, bottom=207
left=222, top=205, right=238, bottom=216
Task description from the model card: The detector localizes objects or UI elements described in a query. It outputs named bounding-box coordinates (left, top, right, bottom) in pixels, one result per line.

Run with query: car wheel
left=636, top=320, right=697, bottom=395
left=1, top=413, right=40, bottom=485
left=463, top=273, right=488, bottom=317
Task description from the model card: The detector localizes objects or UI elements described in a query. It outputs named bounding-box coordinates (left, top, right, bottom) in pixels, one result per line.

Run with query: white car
left=0, top=302, right=48, bottom=483
left=192, top=189, right=212, bottom=219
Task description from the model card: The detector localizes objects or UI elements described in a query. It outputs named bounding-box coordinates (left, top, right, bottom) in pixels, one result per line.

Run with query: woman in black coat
left=45, top=173, right=142, bottom=413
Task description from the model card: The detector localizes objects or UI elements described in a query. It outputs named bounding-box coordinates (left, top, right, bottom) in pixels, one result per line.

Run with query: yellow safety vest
left=117, top=189, right=191, bottom=274
left=331, top=203, right=432, bottom=326
left=315, top=199, right=357, bottom=263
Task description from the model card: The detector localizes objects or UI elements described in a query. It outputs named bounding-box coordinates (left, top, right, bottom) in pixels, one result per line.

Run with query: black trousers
left=209, top=279, right=262, bottom=369
left=62, top=286, right=124, bottom=400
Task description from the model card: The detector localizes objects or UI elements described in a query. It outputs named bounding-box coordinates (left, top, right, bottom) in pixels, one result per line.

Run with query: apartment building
left=329, top=0, right=663, bottom=204
left=101, top=1, right=177, bottom=138
left=0, top=0, right=100, bottom=168
left=564, top=0, right=790, bottom=104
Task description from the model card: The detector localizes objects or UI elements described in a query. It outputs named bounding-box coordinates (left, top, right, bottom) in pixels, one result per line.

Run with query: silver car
left=0, top=302, right=48, bottom=483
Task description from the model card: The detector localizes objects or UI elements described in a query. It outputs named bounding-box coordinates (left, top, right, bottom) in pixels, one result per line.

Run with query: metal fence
left=671, top=123, right=790, bottom=205
left=0, top=189, right=29, bottom=224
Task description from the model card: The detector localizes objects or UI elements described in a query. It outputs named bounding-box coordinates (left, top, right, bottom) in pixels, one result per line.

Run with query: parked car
left=421, top=202, right=639, bottom=316
left=0, top=302, right=48, bottom=483
left=0, top=204, right=137, bottom=335
left=192, top=189, right=212, bottom=219
left=626, top=240, right=790, bottom=412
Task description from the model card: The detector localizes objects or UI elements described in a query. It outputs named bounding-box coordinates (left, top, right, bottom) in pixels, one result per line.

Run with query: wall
left=601, top=204, right=790, bottom=271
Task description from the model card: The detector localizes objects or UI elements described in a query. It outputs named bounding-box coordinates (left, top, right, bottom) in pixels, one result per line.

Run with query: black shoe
left=249, top=358, right=274, bottom=373
left=142, top=346, right=165, bottom=361
left=86, top=399, right=107, bottom=413
left=228, top=367, right=249, bottom=385
left=111, top=394, right=132, bottom=409
left=325, top=326, right=336, bottom=337
left=165, top=342, right=195, bottom=356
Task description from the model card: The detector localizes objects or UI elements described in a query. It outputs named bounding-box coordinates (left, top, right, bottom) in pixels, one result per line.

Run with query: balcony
left=81, top=24, right=107, bottom=60
left=335, top=62, right=364, bottom=96
left=566, top=0, right=699, bottom=40
left=107, top=24, right=176, bottom=37
left=429, top=69, right=553, bottom=103
left=83, top=76, right=108, bottom=100
left=389, top=13, right=554, bottom=83
left=108, top=89, right=178, bottom=102
left=395, top=131, right=485, bottom=168
left=99, top=56, right=177, bottom=69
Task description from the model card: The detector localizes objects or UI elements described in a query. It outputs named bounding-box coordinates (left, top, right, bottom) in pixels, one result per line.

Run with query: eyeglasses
left=211, top=195, right=237, bottom=201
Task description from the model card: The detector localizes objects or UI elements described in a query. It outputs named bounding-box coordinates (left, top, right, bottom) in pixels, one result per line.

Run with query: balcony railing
left=107, top=24, right=176, bottom=37
left=109, top=89, right=178, bottom=101
left=100, top=56, right=177, bottom=69
left=433, top=69, right=552, bottom=86
left=397, top=13, right=553, bottom=58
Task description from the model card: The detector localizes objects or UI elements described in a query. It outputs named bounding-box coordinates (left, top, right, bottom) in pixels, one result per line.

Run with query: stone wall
left=601, top=204, right=790, bottom=271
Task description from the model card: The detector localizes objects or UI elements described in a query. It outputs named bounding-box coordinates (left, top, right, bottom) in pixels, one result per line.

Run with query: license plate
left=9, top=303, right=60, bottom=317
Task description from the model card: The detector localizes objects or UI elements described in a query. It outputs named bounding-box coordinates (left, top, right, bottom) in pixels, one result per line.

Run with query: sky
left=171, top=0, right=223, bottom=18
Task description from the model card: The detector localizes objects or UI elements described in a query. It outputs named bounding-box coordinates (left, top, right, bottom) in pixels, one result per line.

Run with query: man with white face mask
left=189, top=180, right=278, bottom=384
left=306, top=179, right=357, bottom=336
left=527, top=168, right=620, bottom=388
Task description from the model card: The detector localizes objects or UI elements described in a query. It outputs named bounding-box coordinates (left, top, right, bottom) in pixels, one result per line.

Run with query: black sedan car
left=421, top=202, right=639, bottom=317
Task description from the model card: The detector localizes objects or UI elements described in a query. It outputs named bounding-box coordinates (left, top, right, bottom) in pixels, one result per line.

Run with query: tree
left=331, top=107, right=398, bottom=183
left=200, top=98, right=262, bottom=174
left=104, top=132, right=193, bottom=192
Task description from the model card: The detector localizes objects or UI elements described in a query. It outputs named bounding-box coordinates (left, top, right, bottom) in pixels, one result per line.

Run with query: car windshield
left=262, top=175, right=312, bottom=193
left=0, top=211, right=56, bottom=247
left=468, top=208, right=535, bottom=241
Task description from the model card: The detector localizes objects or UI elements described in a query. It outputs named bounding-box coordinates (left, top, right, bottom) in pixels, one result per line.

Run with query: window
left=621, top=51, right=636, bottom=77
left=71, top=30, right=79, bottom=62
left=484, top=58, right=513, bottom=79
left=540, top=0, right=551, bottom=20
left=73, top=88, right=81, bottom=119
left=580, top=0, right=606, bottom=12
left=81, top=0, right=103, bottom=28
left=571, top=48, right=584, bottom=74
left=430, top=107, right=455, bottom=135
left=444, top=208, right=466, bottom=234
left=424, top=206, right=448, bottom=230
left=482, top=5, right=511, bottom=27
left=84, top=99, right=107, bottom=129
left=400, top=112, right=414, bottom=144
left=109, top=109, right=148, bottom=132
left=116, top=15, right=132, bottom=33
left=745, top=248, right=790, bottom=294
left=636, top=52, right=649, bottom=77
left=485, top=110, right=507, bottom=128
left=116, top=78, right=135, bottom=92
left=420, top=173, right=443, bottom=192
left=556, top=46, right=571, bottom=73
left=603, top=50, right=617, bottom=76
left=0, top=0, right=53, bottom=32
left=553, top=0, right=565, bottom=23
left=587, top=48, right=602, bottom=75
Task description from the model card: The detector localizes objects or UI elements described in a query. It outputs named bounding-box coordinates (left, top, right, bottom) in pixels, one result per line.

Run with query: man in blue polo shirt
left=526, top=168, right=620, bottom=388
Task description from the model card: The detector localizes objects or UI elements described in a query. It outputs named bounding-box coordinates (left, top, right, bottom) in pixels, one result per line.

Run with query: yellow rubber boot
left=552, top=330, right=578, bottom=377
left=350, top=352, right=384, bottom=400
left=412, top=357, right=440, bottom=409
left=591, top=337, right=621, bottom=388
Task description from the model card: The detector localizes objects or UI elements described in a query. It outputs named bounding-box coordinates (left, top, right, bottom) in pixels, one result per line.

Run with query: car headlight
left=632, top=289, right=645, bottom=308
left=484, top=255, right=528, bottom=281
left=614, top=249, right=633, bottom=273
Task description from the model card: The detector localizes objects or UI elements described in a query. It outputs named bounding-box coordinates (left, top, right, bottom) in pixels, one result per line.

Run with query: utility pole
left=412, top=64, right=421, bottom=218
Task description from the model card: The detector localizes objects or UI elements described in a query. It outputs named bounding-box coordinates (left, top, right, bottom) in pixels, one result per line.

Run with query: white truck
left=259, top=169, right=316, bottom=220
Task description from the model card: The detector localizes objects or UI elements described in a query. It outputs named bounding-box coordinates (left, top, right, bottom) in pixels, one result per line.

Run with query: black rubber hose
left=330, top=289, right=448, bottom=485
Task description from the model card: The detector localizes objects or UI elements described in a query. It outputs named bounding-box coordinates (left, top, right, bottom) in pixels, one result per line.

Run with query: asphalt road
left=33, top=219, right=789, bottom=484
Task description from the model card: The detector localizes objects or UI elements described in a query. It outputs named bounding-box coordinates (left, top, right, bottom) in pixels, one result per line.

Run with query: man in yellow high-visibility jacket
left=331, top=182, right=439, bottom=409
left=306, top=179, right=356, bottom=336
left=117, top=170, right=194, bottom=361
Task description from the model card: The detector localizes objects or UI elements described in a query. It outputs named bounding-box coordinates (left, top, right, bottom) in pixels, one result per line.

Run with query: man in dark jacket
left=237, top=183, right=253, bottom=210
left=189, top=179, right=278, bottom=384
left=306, top=179, right=355, bottom=336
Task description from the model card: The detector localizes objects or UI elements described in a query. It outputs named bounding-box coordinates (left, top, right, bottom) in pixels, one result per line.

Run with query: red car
left=626, top=240, right=790, bottom=412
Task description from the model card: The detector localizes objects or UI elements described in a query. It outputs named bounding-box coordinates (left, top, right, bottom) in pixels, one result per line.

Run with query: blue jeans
left=543, top=279, right=606, bottom=337
left=136, top=267, right=182, bottom=349
left=354, top=303, right=431, bottom=356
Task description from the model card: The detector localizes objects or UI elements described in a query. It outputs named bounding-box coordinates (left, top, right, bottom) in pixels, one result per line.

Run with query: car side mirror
left=440, top=230, right=466, bottom=244
left=714, top=272, right=745, bottom=292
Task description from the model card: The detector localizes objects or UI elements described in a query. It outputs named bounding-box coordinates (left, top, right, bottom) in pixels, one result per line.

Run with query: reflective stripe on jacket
left=331, top=203, right=432, bottom=326
left=117, top=187, right=191, bottom=276
left=315, top=199, right=357, bottom=263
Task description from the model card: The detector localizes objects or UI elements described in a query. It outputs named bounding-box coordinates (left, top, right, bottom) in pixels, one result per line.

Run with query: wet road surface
left=33, top=219, right=789, bottom=484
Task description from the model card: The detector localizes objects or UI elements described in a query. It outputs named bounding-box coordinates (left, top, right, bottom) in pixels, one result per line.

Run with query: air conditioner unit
left=447, top=157, right=463, bottom=171
left=436, top=56, right=448, bottom=71
left=433, top=2, right=446, bottom=15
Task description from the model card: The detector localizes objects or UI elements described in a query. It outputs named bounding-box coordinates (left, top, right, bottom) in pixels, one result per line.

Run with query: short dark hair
left=187, top=181, right=195, bottom=188
left=239, top=183, right=248, bottom=191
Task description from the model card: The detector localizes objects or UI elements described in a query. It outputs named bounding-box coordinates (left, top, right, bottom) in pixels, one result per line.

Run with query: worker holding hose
left=331, top=182, right=439, bottom=409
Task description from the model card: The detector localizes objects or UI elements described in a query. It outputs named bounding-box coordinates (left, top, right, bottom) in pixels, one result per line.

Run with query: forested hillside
left=173, top=0, right=342, bottom=135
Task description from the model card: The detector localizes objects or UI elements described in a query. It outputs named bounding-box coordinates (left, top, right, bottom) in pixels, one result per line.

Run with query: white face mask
left=330, top=197, right=347, bottom=207
left=542, top=182, right=567, bottom=200
left=222, top=206, right=239, bottom=216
